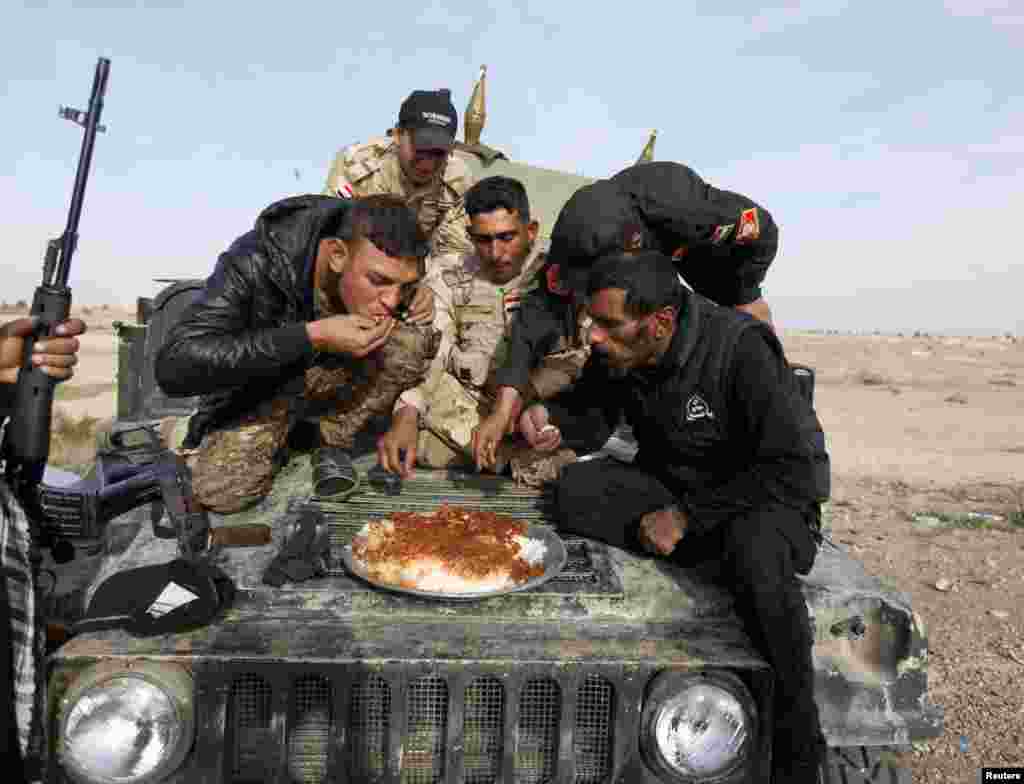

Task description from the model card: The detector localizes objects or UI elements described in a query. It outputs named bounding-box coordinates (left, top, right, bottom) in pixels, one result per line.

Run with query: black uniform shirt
left=545, top=298, right=825, bottom=535
left=611, top=162, right=779, bottom=307
left=490, top=281, right=578, bottom=397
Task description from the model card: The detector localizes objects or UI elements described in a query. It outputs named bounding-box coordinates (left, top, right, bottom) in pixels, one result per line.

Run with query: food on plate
left=350, top=504, right=547, bottom=593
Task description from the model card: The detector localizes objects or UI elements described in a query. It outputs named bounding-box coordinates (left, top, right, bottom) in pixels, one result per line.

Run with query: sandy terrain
left=47, top=305, right=134, bottom=421
left=32, top=307, right=1024, bottom=781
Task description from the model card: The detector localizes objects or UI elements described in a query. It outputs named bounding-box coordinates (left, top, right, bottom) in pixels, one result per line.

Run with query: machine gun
left=36, top=424, right=271, bottom=562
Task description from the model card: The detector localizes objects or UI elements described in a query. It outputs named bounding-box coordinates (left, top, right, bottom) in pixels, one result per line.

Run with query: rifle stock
left=37, top=449, right=271, bottom=555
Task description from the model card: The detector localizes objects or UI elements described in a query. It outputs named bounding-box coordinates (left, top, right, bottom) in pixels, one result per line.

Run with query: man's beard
left=595, top=323, right=654, bottom=377
left=592, top=349, right=629, bottom=378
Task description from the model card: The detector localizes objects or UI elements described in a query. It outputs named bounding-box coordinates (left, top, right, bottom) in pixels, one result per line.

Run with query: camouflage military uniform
left=395, top=243, right=587, bottom=470
left=323, top=137, right=474, bottom=268
left=189, top=322, right=440, bottom=514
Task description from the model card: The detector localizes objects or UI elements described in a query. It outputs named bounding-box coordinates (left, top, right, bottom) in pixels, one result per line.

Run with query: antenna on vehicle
left=637, top=129, right=657, bottom=164
left=464, top=64, right=487, bottom=146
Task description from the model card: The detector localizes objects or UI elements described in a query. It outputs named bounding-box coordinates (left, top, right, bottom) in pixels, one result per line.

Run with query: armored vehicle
left=41, top=67, right=941, bottom=784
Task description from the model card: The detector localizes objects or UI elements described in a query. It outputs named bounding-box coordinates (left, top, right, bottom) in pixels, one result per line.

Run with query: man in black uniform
left=514, top=250, right=830, bottom=783
left=472, top=160, right=779, bottom=469
left=600, top=160, right=778, bottom=322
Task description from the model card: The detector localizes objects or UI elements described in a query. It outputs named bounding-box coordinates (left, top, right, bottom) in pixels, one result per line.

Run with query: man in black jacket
left=155, top=194, right=440, bottom=512
left=471, top=160, right=779, bottom=469
left=561, top=161, right=779, bottom=322
left=517, top=251, right=830, bottom=783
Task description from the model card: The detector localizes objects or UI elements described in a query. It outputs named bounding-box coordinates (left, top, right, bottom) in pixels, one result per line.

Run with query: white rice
left=351, top=522, right=548, bottom=594
left=398, top=558, right=514, bottom=593
left=514, top=534, right=547, bottom=566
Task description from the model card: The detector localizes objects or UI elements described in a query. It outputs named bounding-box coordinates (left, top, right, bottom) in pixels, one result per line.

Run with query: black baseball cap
left=398, top=89, right=458, bottom=150
left=549, top=180, right=652, bottom=293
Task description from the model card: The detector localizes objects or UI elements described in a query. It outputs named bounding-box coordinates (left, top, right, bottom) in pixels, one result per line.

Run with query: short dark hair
left=323, top=195, right=430, bottom=263
left=586, top=250, right=684, bottom=318
left=464, top=176, right=531, bottom=223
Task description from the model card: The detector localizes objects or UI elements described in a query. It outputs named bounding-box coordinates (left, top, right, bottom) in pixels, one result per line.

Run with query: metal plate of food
left=340, top=523, right=568, bottom=601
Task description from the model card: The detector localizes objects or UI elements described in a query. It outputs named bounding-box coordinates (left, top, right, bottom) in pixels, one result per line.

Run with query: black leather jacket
left=155, top=195, right=349, bottom=445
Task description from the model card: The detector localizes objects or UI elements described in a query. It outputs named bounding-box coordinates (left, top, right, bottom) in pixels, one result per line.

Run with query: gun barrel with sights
left=2, top=57, right=110, bottom=488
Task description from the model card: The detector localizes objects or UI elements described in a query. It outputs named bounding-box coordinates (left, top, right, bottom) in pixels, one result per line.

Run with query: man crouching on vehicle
left=516, top=250, right=831, bottom=783
left=155, top=194, right=440, bottom=513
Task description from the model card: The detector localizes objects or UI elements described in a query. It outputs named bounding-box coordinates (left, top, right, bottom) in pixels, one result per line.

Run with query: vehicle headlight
left=640, top=670, right=757, bottom=783
left=57, top=660, right=194, bottom=784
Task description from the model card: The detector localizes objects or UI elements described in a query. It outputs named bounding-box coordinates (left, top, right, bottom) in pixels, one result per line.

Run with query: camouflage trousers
left=189, top=324, right=440, bottom=514
left=417, top=373, right=490, bottom=468
left=418, top=345, right=591, bottom=474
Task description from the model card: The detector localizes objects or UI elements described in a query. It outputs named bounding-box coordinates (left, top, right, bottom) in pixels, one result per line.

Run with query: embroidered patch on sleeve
left=502, top=288, right=522, bottom=316
left=335, top=180, right=355, bottom=199
left=736, top=208, right=760, bottom=243
left=685, top=393, right=715, bottom=422
left=710, top=224, right=735, bottom=245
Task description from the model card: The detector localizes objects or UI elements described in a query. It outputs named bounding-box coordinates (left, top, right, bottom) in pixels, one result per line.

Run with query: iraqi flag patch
left=735, top=208, right=760, bottom=243
left=502, top=288, right=521, bottom=317
left=335, top=180, right=355, bottom=199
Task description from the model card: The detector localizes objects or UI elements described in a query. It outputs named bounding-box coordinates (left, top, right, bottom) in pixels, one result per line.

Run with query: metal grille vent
left=222, top=667, right=620, bottom=784
left=516, top=679, right=561, bottom=784
left=463, top=677, right=505, bottom=784
left=230, top=674, right=273, bottom=783
left=349, top=674, right=391, bottom=782
left=404, top=675, right=449, bottom=784
left=574, top=675, right=615, bottom=784
left=287, top=675, right=332, bottom=784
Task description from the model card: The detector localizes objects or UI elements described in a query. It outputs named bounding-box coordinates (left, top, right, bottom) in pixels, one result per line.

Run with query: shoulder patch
left=710, top=224, right=734, bottom=245
left=735, top=208, right=760, bottom=244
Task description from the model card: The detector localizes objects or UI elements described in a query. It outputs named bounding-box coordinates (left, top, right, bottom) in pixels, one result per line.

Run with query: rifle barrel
left=56, top=57, right=110, bottom=287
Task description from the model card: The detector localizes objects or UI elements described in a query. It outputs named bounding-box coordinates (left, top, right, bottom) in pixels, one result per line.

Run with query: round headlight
left=58, top=660, right=194, bottom=784
left=641, top=671, right=757, bottom=783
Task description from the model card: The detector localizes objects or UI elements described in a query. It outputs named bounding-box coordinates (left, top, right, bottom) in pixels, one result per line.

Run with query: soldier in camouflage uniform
left=323, top=89, right=474, bottom=271
left=156, top=195, right=440, bottom=513
left=387, top=177, right=583, bottom=483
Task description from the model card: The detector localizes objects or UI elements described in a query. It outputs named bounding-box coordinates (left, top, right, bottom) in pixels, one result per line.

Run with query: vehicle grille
left=213, top=662, right=630, bottom=784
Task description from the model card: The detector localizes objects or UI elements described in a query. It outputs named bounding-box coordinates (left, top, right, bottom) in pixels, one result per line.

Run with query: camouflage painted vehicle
left=42, top=67, right=941, bottom=784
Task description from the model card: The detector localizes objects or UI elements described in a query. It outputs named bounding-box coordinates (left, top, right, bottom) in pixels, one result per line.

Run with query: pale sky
left=3, top=0, right=1021, bottom=334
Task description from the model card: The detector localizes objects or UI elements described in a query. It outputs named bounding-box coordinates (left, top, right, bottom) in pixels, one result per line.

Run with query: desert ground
left=18, top=305, right=1024, bottom=782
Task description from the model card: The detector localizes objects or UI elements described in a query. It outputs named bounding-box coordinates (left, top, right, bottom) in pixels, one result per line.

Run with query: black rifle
left=35, top=424, right=272, bottom=561
left=2, top=57, right=110, bottom=491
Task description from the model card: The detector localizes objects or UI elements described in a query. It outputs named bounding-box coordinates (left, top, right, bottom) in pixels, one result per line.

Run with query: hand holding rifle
left=0, top=317, right=86, bottom=384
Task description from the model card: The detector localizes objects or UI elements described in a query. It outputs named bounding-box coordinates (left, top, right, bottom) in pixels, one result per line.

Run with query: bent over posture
left=519, top=251, right=831, bottom=783
left=156, top=195, right=440, bottom=513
